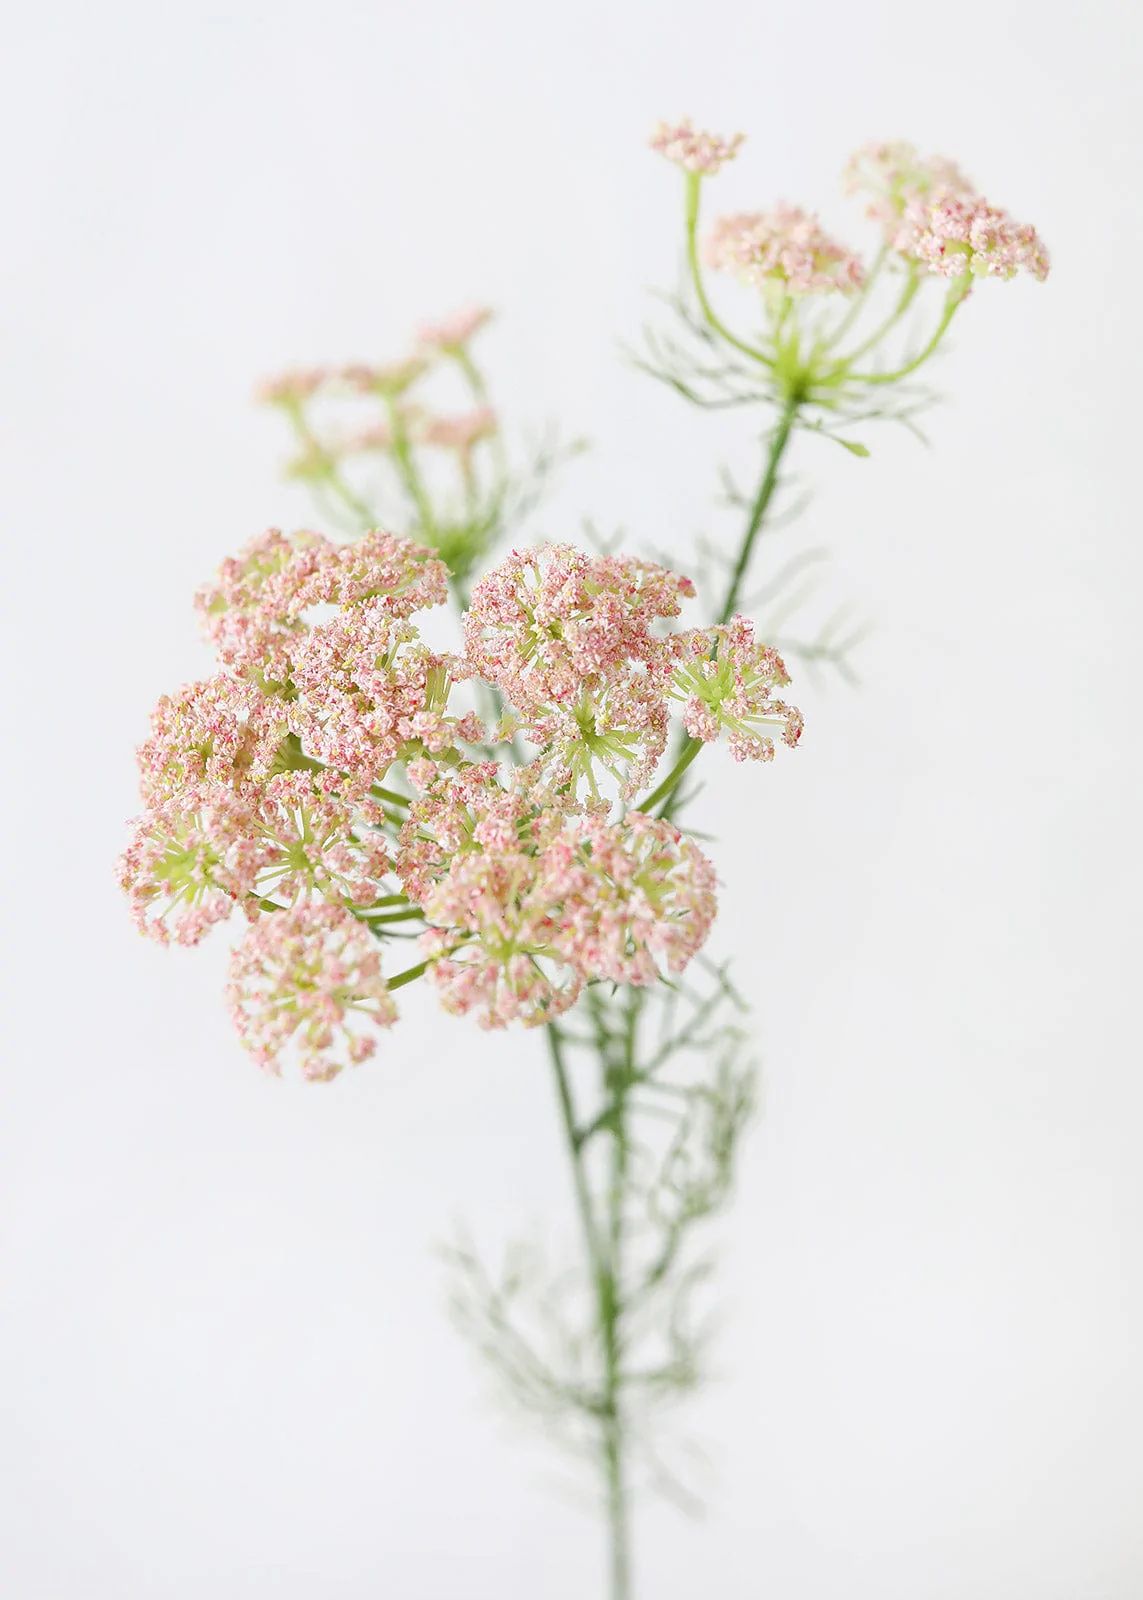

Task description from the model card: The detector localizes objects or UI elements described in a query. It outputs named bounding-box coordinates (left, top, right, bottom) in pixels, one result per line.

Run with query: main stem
left=718, top=396, right=799, bottom=624
left=541, top=383, right=803, bottom=1600
left=546, top=1020, right=633, bottom=1600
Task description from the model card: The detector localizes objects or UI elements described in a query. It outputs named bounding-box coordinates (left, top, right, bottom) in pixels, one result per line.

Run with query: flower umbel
left=228, top=903, right=398, bottom=1081
left=895, top=188, right=1050, bottom=282
left=420, top=850, right=584, bottom=1028
left=671, top=616, right=804, bottom=761
left=843, top=141, right=975, bottom=235
left=650, top=118, right=744, bottom=175
left=705, top=207, right=865, bottom=297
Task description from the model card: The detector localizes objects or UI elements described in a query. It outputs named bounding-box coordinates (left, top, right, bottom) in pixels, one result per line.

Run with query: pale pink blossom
left=420, top=851, right=583, bottom=1028
left=228, top=904, right=398, bottom=1081
left=251, top=772, right=395, bottom=909
left=670, top=616, right=804, bottom=761
left=416, top=306, right=493, bottom=351
left=289, top=606, right=483, bottom=784
left=256, top=368, right=330, bottom=405
left=195, top=528, right=449, bottom=678
left=343, top=420, right=396, bottom=453
left=547, top=812, right=718, bottom=985
left=844, top=141, right=974, bottom=235
left=416, top=408, right=498, bottom=455
left=895, top=187, right=1050, bottom=282
left=118, top=788, right=261, bottom=946
left=337, top=358, right=427, bottom=396
left=650, top=118, right=744, bottom=176
left=464, top=544, right=693, bottom=802
left=464, top=543, right=695, bottom=715
left=136, top=675, right=288, bottom=805
left=395, top=762, right=570, bottom=905
left=705, top=207, right=865, bottom=295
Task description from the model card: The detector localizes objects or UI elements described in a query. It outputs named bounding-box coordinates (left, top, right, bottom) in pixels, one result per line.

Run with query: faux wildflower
left=650, top=118, right=744, bottom=175
left=420, top=851, right=583, bottom=1028
left=670, top=616, right=804, bottom=761
left=843, top=141, right=974, bottom=235
left=227, top=903, right=398, bottom=1082
left=416, top=306, right=493, bottom=352
left=118, top=788, right=261, bottom=946
left=548, top=813, right=718, bottom=986
left=705, top=207, right=865, bottom=296
left=895, top=188, right=1050, bottom=282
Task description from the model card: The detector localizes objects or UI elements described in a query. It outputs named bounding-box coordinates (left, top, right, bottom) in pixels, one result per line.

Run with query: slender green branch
left=822, top=243, right=888, bottom=350
left=837, top=268, right=921, bottom=364
left=387, top=399, right=438, bottom=534
left=849, top=277, right=970, bottom=385
left=387, top=958, right=430, bottom=991
left=638, top=737, right=702, bottom=816
left=684, top=174, right=773, bottom=371
left=284, top=398, right=376, bottom=528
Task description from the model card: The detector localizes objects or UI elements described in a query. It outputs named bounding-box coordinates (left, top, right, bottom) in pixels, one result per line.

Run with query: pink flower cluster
left=896, top=190, right=1050, bottom=283
left=195, top=527, right=448, bottom=680
left=705, top=207, right=865, bottom=296
left=650, top=119, right=744, bottom=176
left=844, top=141, right=974, bottom=235
left=670, top=617, right=804, bottom=762
left=227, top=904, right=398, bottom=1082
left=416, top=306, right=493, bottom=352
left=418, top=407, right=498, bottom=456
left=415, top=775, right=717, bottom=1028
left=463, top=544, right=696, bottom=803
left=121, top=532, right=802, bottom=1073
left=844, top=140, right=1049, bottom=283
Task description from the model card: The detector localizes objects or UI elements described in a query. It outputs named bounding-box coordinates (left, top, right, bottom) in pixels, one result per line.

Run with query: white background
left=2, top=2, right=1140, bottom=1595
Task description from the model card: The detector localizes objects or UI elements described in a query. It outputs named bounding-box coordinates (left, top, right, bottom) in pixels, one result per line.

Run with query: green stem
left=387, top=400, right=438, bottom=536
left=546, top=1021, right=631, bottom=1600
left=370, top=784, right=411, bottom=809
left=637, top=736, right=702, bottom=816
left=850, top=278, right=970, bottom=385
left=684, top=174, right=773, bottom=370
left=822, top=243, right=888, bottom=350
left=387, top=958, right=429, bottom=991
left=718, top=396, right=799, bottom=623
left=285, top=399, right=375, bottom=528
left=837, top=268, right=921, bottom=363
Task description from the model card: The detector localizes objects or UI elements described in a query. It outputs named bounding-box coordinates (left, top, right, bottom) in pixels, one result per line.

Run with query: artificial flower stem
left=546, top=1021, right=632, bottom=1599
left=639, top=736, right=702, bottom=816
left=387, top=400, right=438, bottom=537
left=284, top=398, right=375, bottom=529
left=823, top=243, right=888, bottom=350
left=851, top=276, right=971, bottom=385
left=718, top=396, right=799, bottom=623
left=684, top=173, right=774, bottom=370
left=386, top=958, right=430, bottom=992
left=837, top=268, right=921, bottom=363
